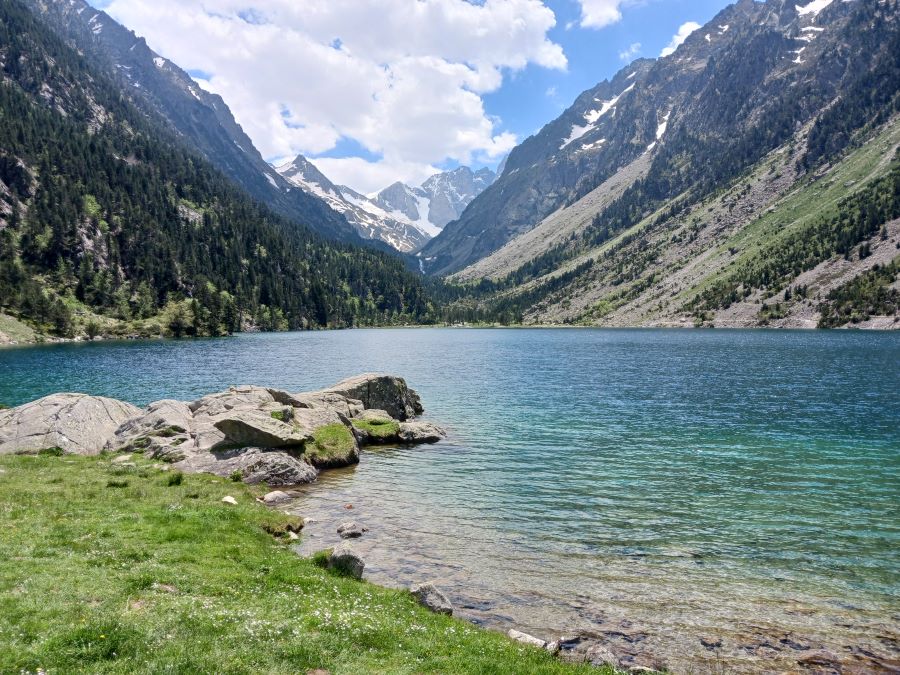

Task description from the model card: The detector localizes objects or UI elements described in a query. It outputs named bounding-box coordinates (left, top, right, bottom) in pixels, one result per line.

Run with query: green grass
left=0, top=454, right=601, bottom=674
left=306, top=423, right=358, bottom=466
left=350, top=418, right=400, bottom=441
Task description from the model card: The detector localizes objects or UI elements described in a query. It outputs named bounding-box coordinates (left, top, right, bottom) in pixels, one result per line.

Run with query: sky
left=90, top=0, right=733, bottom=194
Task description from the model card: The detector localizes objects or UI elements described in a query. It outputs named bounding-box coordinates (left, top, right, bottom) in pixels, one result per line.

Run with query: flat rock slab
left=175, top=447, right=319, bottom=486
left=0, top=393, right=140, bottom=455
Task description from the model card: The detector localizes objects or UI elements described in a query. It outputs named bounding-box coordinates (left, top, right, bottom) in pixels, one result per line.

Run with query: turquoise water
left=2, top=329, right=898, bottom=671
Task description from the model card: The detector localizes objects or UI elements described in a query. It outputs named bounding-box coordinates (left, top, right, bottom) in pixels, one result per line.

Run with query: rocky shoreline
left=0, top=373, right=445, bottom=485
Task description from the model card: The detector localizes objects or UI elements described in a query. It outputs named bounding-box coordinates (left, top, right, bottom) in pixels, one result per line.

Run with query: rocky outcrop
left=410, top=582, right=453, bottom=615
left=0, top=393, right=140, bottom=455
left=324, top=373, right=423, bottom=421
left=1, top=374, right=444, bottom=487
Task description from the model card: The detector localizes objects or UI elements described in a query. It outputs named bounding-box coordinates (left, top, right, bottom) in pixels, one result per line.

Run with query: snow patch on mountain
left=796, top=0, right=834, bottom=17
left=562, top=83, right=635, bottom=150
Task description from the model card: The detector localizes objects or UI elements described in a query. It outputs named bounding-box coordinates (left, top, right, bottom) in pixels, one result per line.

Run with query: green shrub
left=166, top=472, right=184, bottom=487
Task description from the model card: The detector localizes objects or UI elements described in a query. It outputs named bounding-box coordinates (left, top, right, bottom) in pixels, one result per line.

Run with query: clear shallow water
left=2, top=329, right=899, bottom=672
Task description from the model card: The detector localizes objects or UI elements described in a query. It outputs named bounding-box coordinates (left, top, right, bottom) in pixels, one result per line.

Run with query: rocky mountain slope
left=422, top=0, right=899, bottom=277
left=21, top=0, right=364, bottom=244
left=431, top=0, right=900, bottom=329
left=277, top=159, right=495, bottom=252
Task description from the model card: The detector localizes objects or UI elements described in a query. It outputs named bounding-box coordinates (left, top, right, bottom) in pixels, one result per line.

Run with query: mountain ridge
left=276, top=158, right=495, bottom=252
left=21, top=0, right=369, bottom=245
left=420, top=0, right=895, bottom=277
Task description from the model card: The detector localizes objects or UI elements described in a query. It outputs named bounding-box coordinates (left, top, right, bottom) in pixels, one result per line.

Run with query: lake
left=2, top=328, right=898, bottom=672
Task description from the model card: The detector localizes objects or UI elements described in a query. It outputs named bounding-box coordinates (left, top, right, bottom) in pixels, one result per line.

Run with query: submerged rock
left=261, top=490, right=292, bottom=505
left=0, top=393, right=140, bottom=455
left=411, top=582, right=454, bottom=615
left=328, top=541, right=365, bottom=579
left=337, top=521, right=366, bottom=539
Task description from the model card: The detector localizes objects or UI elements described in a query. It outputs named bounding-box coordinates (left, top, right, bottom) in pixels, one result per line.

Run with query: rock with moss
left=350, top=414, right=402, bottom=444
left=307, top=422, right=359, bottom=468
left=0, top=393, right=140, bottom=456
left=323, top=373, right=423, bottom=421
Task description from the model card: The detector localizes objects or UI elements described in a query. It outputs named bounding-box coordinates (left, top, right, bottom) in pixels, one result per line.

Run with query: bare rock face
left=411, top=582, right=454, bottom=615
left=213, top=409, right=311, bottom=449
left=0, top=393, right=140, bottom=455
left=324, top=373, right=423, bottom=421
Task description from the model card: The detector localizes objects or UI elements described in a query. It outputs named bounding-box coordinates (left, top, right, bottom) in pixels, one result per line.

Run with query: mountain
left=275, top=155, right=429, bottom=253
left=276, top=160, right=495, bottom=252
left=20, top=0, right=364, bottom=244
left=426, top=0, right=900, bottom=329
left=421, top=0, right=900, bottom=277
left=374, top=167, right=497, bottom=237
left=0, top=0, right=433, bottom=339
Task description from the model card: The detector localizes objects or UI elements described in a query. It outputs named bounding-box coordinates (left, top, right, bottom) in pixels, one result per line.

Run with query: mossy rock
left=305, top=423, right=358, bottom=468
left=351, top=418, right=400, bottom=443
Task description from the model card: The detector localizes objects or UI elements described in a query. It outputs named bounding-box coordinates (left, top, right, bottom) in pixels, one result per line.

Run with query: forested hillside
left=0, top=0, right=433, bottom=340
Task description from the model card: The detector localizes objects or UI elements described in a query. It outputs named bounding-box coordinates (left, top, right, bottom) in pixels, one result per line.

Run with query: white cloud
left=102, top=0, right=566, bottom=193
left=660, top=21, right=701, bottom=57
left=618, top=42, right=641, bottom=60
left=576, top=0, right=625, bottom=29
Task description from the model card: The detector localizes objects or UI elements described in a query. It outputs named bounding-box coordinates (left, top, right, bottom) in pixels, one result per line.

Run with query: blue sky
left=483, top=0, right=730, bottom=143
left=92, top=0, right=734, bottom=192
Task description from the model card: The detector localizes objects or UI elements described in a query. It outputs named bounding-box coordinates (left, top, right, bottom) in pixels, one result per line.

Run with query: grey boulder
left=213, top=409, right=311, bottom=449
left=410, top=582, right=454, bottom=615
left=0, top=393, right=140, bottom=456
left=324, top=373, right=423, bottom=421
left=328, top=541, right=365, bottom=579
left=175, top=447, right=318, bottom=486
left=261, top=490, right=293, bottom=505
left=398, top=421, right=446, bottom=444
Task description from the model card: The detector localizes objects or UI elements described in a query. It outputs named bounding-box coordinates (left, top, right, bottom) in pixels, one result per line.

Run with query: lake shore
left=2, top=329, right=897, bottom=673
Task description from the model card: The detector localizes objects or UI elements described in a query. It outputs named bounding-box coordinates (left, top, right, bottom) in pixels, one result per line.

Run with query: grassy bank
left=0, top=454, right=601, bottom=674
